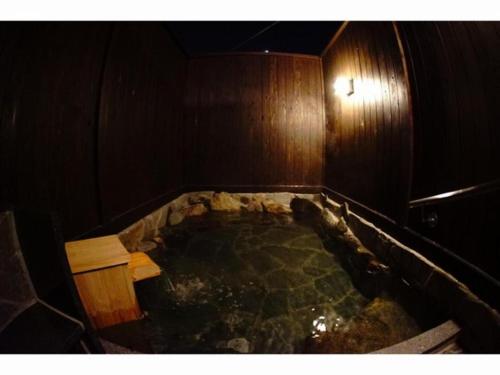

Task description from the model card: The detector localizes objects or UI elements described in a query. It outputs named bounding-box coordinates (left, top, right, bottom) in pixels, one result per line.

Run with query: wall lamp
left=333, top=77, right=354, bottom=97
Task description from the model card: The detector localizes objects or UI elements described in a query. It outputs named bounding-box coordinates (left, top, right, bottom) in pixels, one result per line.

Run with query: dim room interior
left=0, top=21, right=499, bottom=354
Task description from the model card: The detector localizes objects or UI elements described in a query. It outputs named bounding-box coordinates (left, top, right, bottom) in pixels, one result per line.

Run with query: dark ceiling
left=165, top=21, right=343, bottom=56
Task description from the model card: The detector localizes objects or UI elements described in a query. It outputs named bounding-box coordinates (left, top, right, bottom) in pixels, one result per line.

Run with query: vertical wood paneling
left=322, top=22, right=413, bottom=222
left=0, top=23, right=111, bottom=238
left=400, top=22, right=500, bottom=279
left=1, top=22, right=187, bottom=238
left=184, top=53, right=324, bottom=187
left=399, top=21, right=500, bottom=198
left=99, top=23, right=187, bottom=223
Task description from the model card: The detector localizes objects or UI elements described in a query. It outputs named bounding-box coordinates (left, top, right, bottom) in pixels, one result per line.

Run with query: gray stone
left=209, top=192, right=242, bottom=212
left=238, top=286, right=266, bottom=313
left=169, top=194, right=191, bottom=212
left=396, top=246, right=434, bottom=289
left=184, top=203, right=208, bottom=217
left=347, top=215, right=381, bottom=254
left=307, top=252, right=338, bottom=269
left=240, top=195, right=264, bottom=212
left=314, top=272, right=352, bottom=300
left=262, top=245, right=312, bottom=268
left=289, top=286, right=320, bottom=309
left=265, top=269, right=309, bottom=289
left=288, top=234, right=324, bottom=249
left=226, top=337, right=250, bottom=353
left=143, top=211, right=161, bottom=239
left=302, top=266, right=326, bottom=277
left=262, top=291, right=289, bottom=319
left=241, top=250, right=283, bottom=273
left=137, top=241, right=157, bottom=253
left=336, top=217, right=349, bottom=233
left=187, top=191, right=214, bottom=205
left=319, top=193, right=341, bottom=213
left=340, top=202, right=350, bottom=222
left=168, top=209, right=185, bottom=226
left=252, top=317, right=298, bottom=353
left=262, top=200, right=292, bottom=214
left=156, top=206, right=169, bottom=230
left=259, top=228, right=302, bottom=245
left=265, top=192, right=295, bottom=206
left=290, top=197, right=323, bottom=218
left=118, top=219, right=145, bottom=251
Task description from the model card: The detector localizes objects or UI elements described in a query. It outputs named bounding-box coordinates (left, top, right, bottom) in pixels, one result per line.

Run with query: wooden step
left=128, top=252, right=161, bottom=282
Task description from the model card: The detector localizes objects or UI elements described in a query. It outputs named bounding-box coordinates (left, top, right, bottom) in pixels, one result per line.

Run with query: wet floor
left=105, top=212, right=431, bottom=353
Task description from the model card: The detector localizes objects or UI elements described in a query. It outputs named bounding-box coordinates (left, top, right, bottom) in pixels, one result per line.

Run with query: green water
left=110, top=212, right=434, bottom=353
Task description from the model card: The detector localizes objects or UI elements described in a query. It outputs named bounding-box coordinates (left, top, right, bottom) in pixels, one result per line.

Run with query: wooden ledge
left=128, top=252, right=161, bottom=282
left=65, top=235, right=131, bottom=274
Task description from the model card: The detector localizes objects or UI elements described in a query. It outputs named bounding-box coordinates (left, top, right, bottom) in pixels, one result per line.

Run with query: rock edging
left=117, top=190, right=500, bottom=352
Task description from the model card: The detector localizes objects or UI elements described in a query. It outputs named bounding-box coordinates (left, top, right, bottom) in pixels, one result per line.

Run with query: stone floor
left=100, top=211, right=436, bottom=353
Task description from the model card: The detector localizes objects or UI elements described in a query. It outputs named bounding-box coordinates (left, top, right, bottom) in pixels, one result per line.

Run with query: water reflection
left=122, top=212, right=426, bottom=353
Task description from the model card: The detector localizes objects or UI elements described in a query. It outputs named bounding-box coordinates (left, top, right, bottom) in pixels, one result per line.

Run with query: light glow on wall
left=354, top=78, right=383, bottom=103
left=333, top=77, right=354, bottom=96
left=334, top=76, right=384, bottom=103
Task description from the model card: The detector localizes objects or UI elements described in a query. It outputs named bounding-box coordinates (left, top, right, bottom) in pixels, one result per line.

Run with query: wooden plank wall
left=99, top=23, right=187, bottom=223
left=0, top=23, right=187, bottom=239
left=321, top=22, right=413, bottom=223
left=183, top=54, right=325, bottom=187
left=399, top=22, right=500, bottom=199
left=0, top=23, right=111, bottom=238
left=399, top=22, right=500, bottom=279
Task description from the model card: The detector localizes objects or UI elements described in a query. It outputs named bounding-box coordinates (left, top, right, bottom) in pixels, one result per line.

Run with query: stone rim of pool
left=97, top=192, right=500, bottom=353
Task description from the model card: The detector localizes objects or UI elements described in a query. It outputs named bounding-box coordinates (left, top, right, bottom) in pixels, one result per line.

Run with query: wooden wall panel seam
left=392, top=22, right=415, bottom=225
left=93, top=24, right=116, bottom=227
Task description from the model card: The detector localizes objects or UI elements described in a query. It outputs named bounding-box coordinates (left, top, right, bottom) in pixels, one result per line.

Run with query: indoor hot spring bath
left=98, top=193, right=447, bottom=354
left=2, top=21, right=500, bottom=356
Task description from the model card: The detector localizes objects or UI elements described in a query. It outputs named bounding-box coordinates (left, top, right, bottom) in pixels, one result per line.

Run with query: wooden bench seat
left=128, top=252, right=161, bottom=282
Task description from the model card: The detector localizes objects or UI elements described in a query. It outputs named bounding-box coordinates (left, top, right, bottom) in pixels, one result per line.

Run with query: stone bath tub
left=98, top=192, right=499, bottom=353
